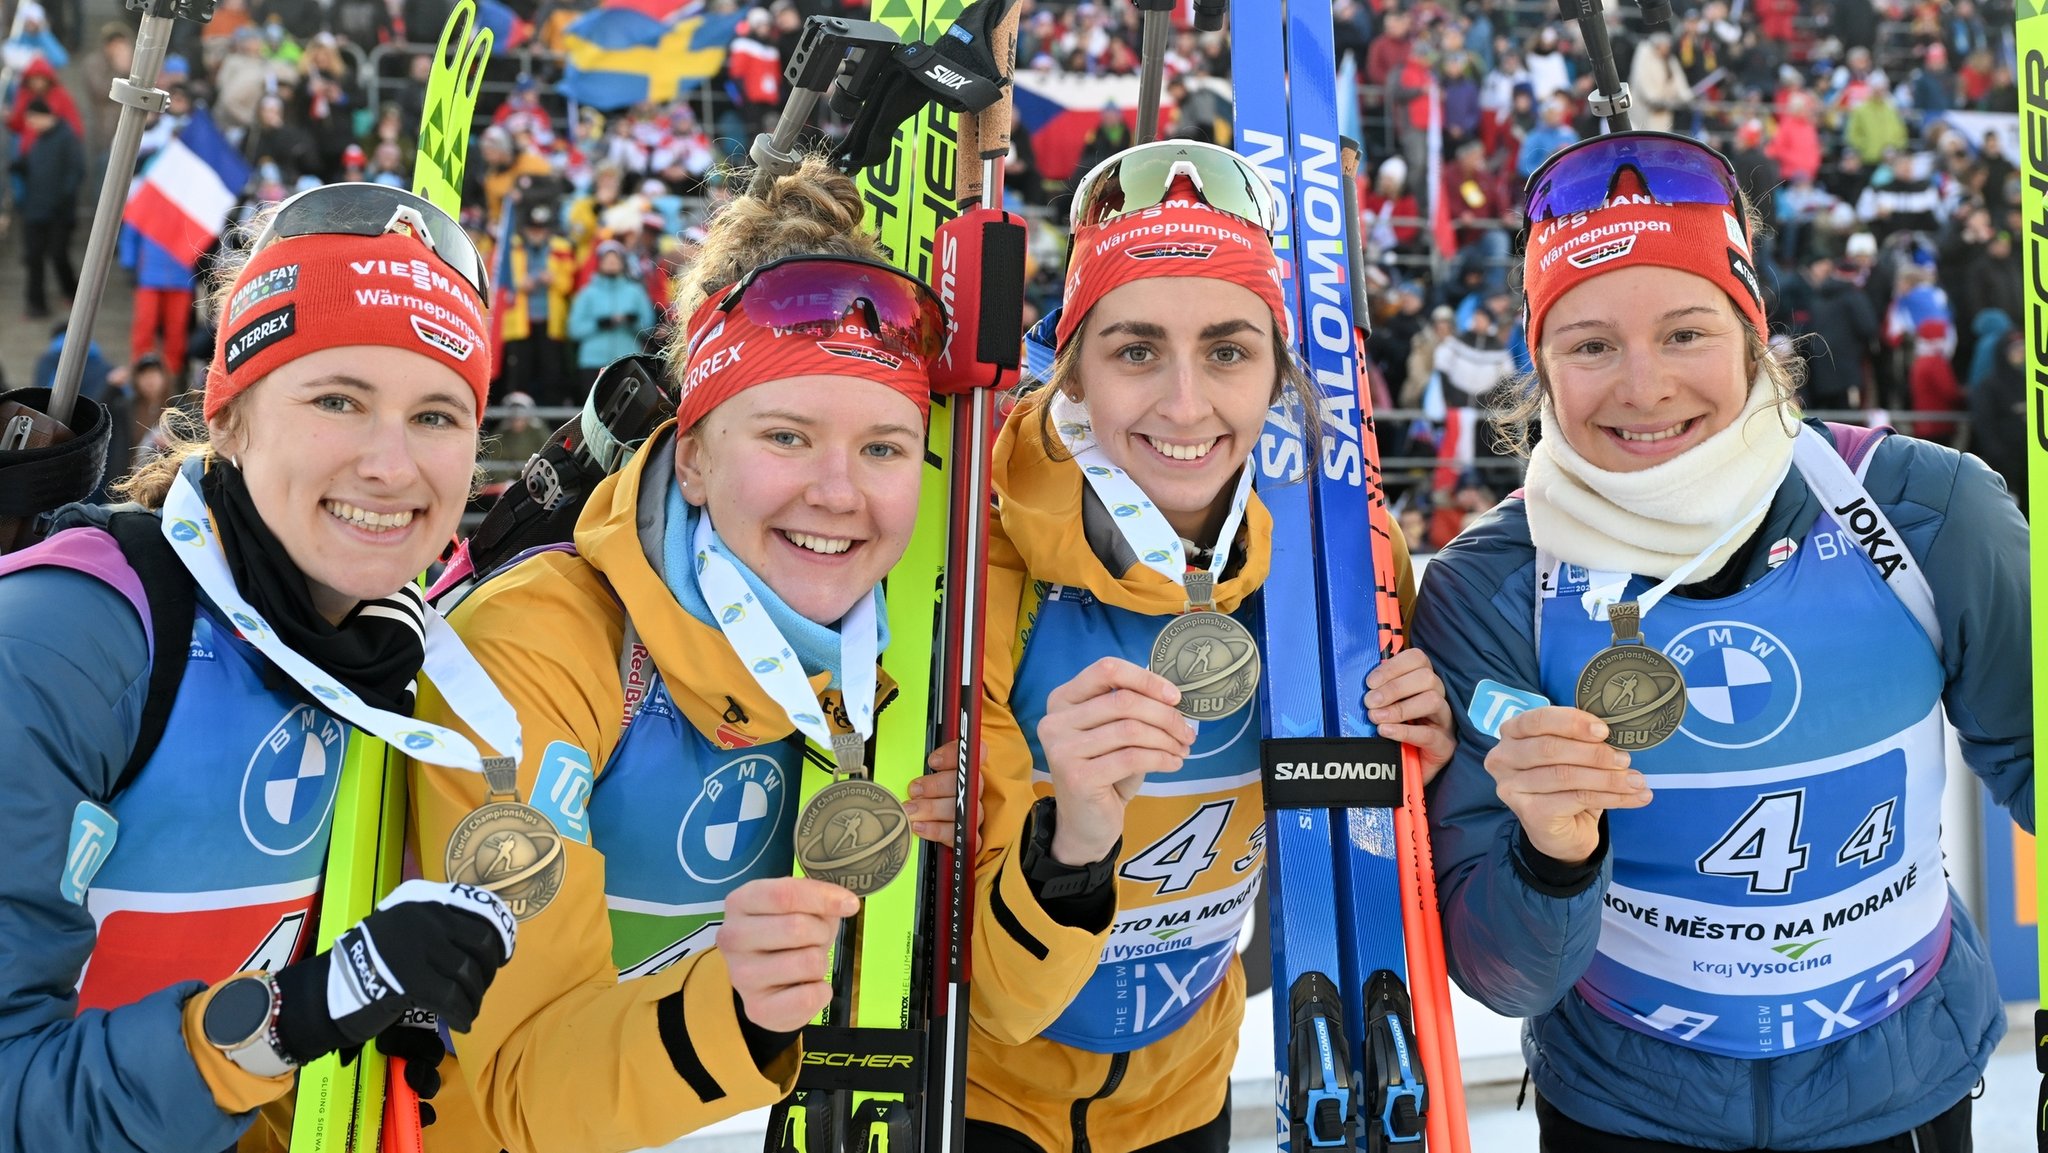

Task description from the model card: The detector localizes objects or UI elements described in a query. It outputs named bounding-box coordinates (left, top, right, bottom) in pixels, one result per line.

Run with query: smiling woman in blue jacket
left=1411, top=132, right=2030, bottom=1153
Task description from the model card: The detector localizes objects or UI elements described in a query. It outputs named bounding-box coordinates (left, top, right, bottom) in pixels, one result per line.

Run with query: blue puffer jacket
left=1410, top=421, right=2032, bottom=1150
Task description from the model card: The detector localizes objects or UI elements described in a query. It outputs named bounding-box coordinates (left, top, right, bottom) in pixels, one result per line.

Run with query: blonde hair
left=662, top=154, right=888, bottom=372
left=112, top=400, right=241, bottom=509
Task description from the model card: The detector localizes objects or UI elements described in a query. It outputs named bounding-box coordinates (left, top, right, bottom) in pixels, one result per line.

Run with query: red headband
left=1055, top=193, right=1288, bottom=349
left=1523, top=194, right=1768, bottom=349
left=674, top=291, right=934, bottom=433
left=205, top=230, right=492, bottom=420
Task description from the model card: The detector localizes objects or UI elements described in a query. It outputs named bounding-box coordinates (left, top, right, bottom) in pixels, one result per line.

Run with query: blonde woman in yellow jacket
left=407, top=158, right=960, bottom=1152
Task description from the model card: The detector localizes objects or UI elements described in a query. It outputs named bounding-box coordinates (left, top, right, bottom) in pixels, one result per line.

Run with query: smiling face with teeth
left=676, top=375, right=925, bottom=626
left=1068, top=278, right=1278, bottom=544
left=1538, top=265, right=1752, bottom=473
left=209, top=345, right=481, bottom=623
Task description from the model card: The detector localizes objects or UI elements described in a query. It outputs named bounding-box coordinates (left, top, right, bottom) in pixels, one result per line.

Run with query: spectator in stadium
left=1628, top=32, right=1692, bottom=135
left=1526, top=24, right=1572, bottom=101
left=12, top=98, right=83, bottom=320
left=1971, top=332, right=2027, bottom=514
left=479, top=125, right=554, bottom=227
left=1073, top=103, right=1134, bottom=183
left=120, top=223, right=196, bottom=374
left=502, top=203, right=577, bottom=407
left=567, top=240, right=655, bottom=392
left=1516, top=91, right=1579, bottom=182
left=1365, top=6, right=1414, bottom=92
left=1845, top=78, right=1909, bottom=165
left=1362, top=155, right=1420, bottom=261
left=1909, top=44, right=1959, bottom=117
left=1906, top=317, right=1963, bottom=445
left=490, top=391, right=550, bottom=466
left=242, top=94, right=321, bottom=185
left=1805, top=257, right=1879, bottom=409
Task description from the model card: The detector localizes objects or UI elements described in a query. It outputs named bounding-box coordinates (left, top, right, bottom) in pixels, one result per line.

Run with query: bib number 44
left=1695, top=789, right=1900, bottom=895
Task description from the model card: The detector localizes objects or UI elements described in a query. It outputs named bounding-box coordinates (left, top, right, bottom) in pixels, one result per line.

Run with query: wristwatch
left=1019, top=796, right=1119, bottom=901
left=201, top=974, right=297, bottom=1078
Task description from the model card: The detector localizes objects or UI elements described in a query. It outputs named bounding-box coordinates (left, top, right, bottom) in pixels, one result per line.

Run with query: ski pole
left=925, top=3, right=1020, bottom=1149
left=1559, top=0, right=1672, bottom=133
left=748, top=15, right=905, bottom=195
left=0, top=0, right=210, bottom=551
left=1131, top=0, right=1174, bottom=144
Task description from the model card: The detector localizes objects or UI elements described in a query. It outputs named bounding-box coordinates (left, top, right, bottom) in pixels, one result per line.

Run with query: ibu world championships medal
left=445, top=756, right=566, bottom=921
left=796, top=776, right=912, bottom=897
left=1149, top=572, right=1260, bottom=719
left=1574, top=601, right=1685, bottom=749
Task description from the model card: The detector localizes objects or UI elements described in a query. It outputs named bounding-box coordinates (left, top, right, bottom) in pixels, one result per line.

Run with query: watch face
left=203, top=977, right=273, bottom=1048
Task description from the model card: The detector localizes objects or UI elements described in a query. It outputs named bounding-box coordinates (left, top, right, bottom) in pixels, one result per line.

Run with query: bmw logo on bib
left=239, top=705, right=348, bottom=856
left=1664, top=621, right=1802, bottom=749
left=677, top=754, right=794, bottom=885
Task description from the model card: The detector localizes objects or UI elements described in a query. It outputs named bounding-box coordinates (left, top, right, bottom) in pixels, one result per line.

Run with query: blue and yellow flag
left=560, top=5, right=744, bottom=109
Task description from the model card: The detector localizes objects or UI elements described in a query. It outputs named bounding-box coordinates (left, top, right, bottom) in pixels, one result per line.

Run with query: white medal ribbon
left=1580, top=486, right=1778, bottom=623
left=691, top=512, right=878, bottom=766
left=1048, top=394, right=1252, bottom=602
left=159, top=463, right=522, bottom=772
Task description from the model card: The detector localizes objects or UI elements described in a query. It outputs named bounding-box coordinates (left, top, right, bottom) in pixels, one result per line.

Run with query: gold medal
left=1148, top=570, right=1260, bottom=719
left=794, top=778, right=912, bottom=897
left=444, top=756, right=566, bottom=921
left=1574, top=602, right=1685, bottom=750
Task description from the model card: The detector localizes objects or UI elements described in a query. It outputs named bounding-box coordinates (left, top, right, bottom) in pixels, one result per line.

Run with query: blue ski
left=1236, top=2, right=1430, bottom=1150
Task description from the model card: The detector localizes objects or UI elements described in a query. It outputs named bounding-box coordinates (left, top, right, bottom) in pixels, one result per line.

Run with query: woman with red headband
left=406, top=155, right=960, bottom=1152
left=1413, top=131, right=2030, bottom=1152
left=0, top=183, right=519, bottom=1152
left=961, top=140, right=1455, bottom=1152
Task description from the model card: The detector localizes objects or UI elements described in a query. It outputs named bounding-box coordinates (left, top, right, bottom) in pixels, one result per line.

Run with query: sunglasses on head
left=1516, top=131, right=1748, bottom=255
left=254, top=182, right=491, bottom=299
left=706, top=254, right=948, bottom=366
left=1069, top=139, right=1279, bottom=235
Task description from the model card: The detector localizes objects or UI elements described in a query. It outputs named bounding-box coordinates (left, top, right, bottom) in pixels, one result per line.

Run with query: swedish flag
left=560, top=6, right=744, bottom=109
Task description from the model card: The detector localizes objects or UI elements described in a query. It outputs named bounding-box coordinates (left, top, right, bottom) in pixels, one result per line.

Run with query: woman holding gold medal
left=0, top=183, right=519, bottom=1152
left=958, top=139, right=1456, bottom=1153
left=1412, top=130, right=2033, bottom=1152
left=406, top=155, right=964, bottom=1153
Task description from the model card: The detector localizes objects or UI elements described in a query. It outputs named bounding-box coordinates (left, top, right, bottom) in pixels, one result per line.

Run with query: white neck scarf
left=1523, top=368, right=1797, bottom=582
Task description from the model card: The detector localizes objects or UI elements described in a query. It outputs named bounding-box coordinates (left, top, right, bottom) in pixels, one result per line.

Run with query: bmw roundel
left=1664, top=621, right=1802, bottom=750
left=239, top=705, right=348, bottom=856
left=677, top=754, right=794, bottom=884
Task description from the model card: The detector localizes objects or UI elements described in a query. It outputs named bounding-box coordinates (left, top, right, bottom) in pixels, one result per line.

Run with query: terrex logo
left=819, top=342, right=903, bottom=370
left=681, top=342, right=746, bottom=396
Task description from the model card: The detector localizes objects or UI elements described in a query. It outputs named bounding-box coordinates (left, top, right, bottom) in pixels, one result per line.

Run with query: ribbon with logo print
left=690, top=511, right=879, bottom=774
left=159, top=463, right=521, bottom=773
left=1047, top=390, right=1252, bottom=608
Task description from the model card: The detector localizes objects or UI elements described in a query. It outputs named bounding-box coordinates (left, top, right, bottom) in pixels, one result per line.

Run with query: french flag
left=121, top=110, right=250, bottom=267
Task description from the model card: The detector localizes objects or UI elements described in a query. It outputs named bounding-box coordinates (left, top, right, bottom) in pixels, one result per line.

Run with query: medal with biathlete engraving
left=1148, top=570, right=1260, bottom=719
left=445, top=756, right=566, bottom=921
left=794, top=732, right=910, bottom=897
left=1575, top=601, right=1685, bottom=750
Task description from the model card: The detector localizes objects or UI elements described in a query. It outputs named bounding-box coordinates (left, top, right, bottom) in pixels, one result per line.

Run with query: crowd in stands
left=0, top=0, right=2026, bottom=545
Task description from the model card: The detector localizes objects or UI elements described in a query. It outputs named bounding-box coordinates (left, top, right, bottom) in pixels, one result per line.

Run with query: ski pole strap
left=1260, top=737, right=1404, bottom=810
left=930, top=207, right=1026, bottom=394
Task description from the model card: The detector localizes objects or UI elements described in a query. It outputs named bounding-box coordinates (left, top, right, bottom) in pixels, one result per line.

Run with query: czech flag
left=560, top=5, right=744, bottom=110
left=120, top=110, right=250, bottom=267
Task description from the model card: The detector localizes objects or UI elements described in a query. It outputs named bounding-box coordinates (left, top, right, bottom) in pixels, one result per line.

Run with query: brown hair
left=662, top=154, right=888, bottom=370
left=1491, top=324, right=1805, bottom=457
left=112, top=400, right=243, bottom=509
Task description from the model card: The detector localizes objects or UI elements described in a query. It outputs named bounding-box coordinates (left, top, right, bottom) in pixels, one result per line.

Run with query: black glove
left=374, top=1010, right=448, bottom=1127
left=273, top=880, right=517, bottom=1066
